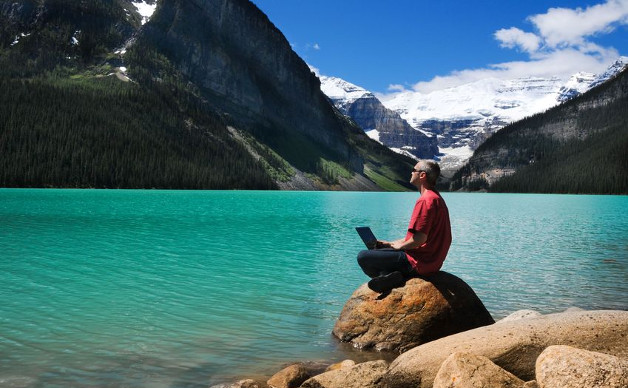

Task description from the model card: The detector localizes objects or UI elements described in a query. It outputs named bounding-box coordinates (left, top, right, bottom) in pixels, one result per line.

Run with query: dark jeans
left=357, top=249, right=414, bottom=279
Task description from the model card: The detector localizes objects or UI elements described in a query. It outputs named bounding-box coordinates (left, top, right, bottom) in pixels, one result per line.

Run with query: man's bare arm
left=390, top=231, right=427, bottom=250
left=376, top=238, right=404, bottom=248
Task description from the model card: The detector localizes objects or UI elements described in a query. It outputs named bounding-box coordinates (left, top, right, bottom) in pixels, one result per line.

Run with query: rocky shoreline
left=211, top=273, right=628, bottom=388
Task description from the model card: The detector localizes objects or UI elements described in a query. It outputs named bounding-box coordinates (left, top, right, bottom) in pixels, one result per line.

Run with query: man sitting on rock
left=357, top=160, right=452, bottom=293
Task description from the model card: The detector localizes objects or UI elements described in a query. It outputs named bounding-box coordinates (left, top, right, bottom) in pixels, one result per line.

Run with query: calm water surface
left=1, top=190, right=627, bottom=387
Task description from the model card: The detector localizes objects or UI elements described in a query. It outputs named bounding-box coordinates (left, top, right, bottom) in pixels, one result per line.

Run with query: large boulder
left=300, top=360, right=388, bottom=388
left=210, top=379, right=268, bottom=388
left=381, top=310, right=628, bottom=388
left=433, top=352, right=526, bottom=388
left=535, top=345, right=628, bottom=388
left=267, top=362, right=326, bottom=388
left=333, top=272, right=494, bottom=352
left=497, top=309, right=542, bottom=324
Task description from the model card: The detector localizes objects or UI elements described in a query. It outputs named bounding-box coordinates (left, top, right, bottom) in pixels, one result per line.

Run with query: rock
left=324, top=359, right=356, bottom=372
left=210, top=379, right=269, bottom=388
left=381, top=310, right=628, bottom=388
left=240, top=381, right=268, bottom=388
left=300, top=360, right=388, bottom=388
left=433, top=352, right=526, bottom=388
left=333, top=271, right=494, bottom=352
left=267, top=364, right=311, bottom=388
left=562, top=307, right=584, bottom=313
left=535, top=345, right=628, bottom=388
left=522, top=381, right=539, bottom=388
left=267, top=362, right=328, bottom=388
left=497, top=309, right=542, bottom=324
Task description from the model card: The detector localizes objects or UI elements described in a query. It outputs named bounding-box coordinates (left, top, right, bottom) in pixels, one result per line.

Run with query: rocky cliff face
left=139, top=0, right=363, bottom=171
left=320, top=75, right=437, bottom=160
left=346, top=96, right=438, bottom=159
left=1, top=0, right=139, bottom=75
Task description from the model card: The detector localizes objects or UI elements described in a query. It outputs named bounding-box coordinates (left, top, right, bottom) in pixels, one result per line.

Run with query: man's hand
left=390, top=240, right=405, bottom=250
left=376, top=240, right=392, bottom=249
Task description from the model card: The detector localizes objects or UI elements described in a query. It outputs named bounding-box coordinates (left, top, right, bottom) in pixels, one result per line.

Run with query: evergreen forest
left=0, top=75, right=277, bottom=189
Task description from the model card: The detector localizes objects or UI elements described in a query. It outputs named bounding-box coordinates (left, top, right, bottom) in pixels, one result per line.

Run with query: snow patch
left=365, top=129, right=381, bottom=143
left=439, top=145, right=474, bottom=158
left=10, top=32, right=30, bottom=46
left=437, top=145, right=475, bottom=173
left=70, top=30, right=80, bottom=46
left=132, top=1, right=157, bottom=25
left=319, top=75, right=373, bottom=103
left=390, top=147, right=419, bottom=160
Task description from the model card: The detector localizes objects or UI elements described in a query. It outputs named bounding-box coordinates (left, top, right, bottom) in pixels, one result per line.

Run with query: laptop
left=355, top=226, right=378, bottom=249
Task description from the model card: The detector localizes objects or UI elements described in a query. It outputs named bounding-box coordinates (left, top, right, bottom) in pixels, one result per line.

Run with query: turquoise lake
left=1, top=189, right=627, bottom=387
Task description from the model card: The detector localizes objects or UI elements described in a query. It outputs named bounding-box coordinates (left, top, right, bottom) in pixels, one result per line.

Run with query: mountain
left=320, top=75, right=438, bottom=160
left=320, top=58, right=628, bottom=174
left=382, top=58, right=628, bottom=173
left=449, top=66, right=628, bottom=194
left=556, top=72, right=597, bottom=102
left=0, top=0, right=415, bottom=191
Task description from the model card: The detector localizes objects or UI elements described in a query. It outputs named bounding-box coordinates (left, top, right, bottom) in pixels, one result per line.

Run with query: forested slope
left=0, top=0, right=415, bottom=190
left=450, top=67, right=628, bottom=194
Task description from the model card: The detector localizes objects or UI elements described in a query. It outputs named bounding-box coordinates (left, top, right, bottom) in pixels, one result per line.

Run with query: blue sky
left=251, top=0, right=628, bottom=94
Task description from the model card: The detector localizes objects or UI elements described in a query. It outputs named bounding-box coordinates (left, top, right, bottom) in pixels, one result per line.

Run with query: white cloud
left=411, top=48, right=618, bottom=93
left=530, top=0, right=628, bottom=48
left=495, top=27, right=541, bottom=53
left=387, top=84, right=407, bottom=92
left=304, top=43, right=320, bottom=51
left=402, top=0, right=627, bottom=94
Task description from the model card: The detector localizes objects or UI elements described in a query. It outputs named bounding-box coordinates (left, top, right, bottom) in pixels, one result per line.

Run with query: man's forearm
left=391, top=232, right=427, bottom=250
left=393, top=239, right=419, bottom=250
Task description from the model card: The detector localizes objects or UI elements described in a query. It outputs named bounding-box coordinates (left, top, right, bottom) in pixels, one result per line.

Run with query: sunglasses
left=412, top=168, right=425, bottom=173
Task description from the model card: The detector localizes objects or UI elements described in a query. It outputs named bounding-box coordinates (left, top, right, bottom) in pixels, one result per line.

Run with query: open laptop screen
left=355, top=226, right=377, bottom=249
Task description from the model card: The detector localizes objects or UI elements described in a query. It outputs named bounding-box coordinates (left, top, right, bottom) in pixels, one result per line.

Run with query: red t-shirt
left=404, top=189, right=452, bottom=275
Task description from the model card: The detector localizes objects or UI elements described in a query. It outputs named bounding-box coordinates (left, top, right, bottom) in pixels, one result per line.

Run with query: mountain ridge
left=320, top=74, right=438, bottom=160
left=0, top=0, right=415, bottom=191
left=320, top=57, right=628, bottom=173
left=449, top=65, right=628, bottom=194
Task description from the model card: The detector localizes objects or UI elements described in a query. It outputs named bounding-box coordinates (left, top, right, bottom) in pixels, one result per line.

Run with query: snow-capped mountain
left=588, top=58, right=628, bottom=89
left=319, top=74, right=373, bottom=112
left=320, top=57, right=628, bottom=173
left=320, top=75, right=438, bottom=159
left=557, top=72, right=597, bottom=102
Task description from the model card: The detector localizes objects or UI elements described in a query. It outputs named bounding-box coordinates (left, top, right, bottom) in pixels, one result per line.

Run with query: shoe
left=368, top=271, right=404, bottom=293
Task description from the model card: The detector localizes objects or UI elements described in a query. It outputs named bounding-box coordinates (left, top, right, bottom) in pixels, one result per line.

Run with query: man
left=357, top=160, right=452, bottom=293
